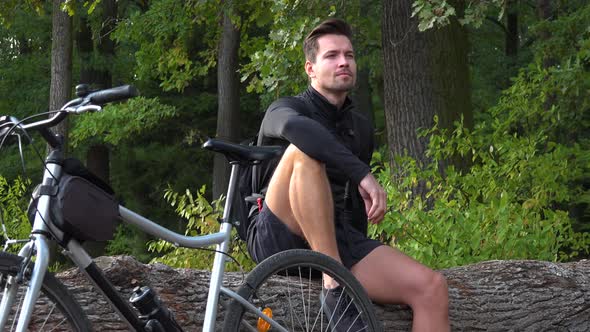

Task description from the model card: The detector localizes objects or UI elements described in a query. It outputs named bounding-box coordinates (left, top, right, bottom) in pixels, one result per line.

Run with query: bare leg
left=264, top=144, right=340, bottom=287
left=351, top=246, right=450, bottom=332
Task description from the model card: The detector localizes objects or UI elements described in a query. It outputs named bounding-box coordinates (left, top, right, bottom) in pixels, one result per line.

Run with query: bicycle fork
left=0, top=235, right=51, bottom=332
left=0, top=159, right=61, bottom=331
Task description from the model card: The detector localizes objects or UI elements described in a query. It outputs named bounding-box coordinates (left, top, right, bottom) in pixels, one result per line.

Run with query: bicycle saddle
left=203, top=138, right=283, bottom=164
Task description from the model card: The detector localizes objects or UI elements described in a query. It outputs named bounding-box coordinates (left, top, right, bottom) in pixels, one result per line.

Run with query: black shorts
left=246, top=203, right=382, bottom=269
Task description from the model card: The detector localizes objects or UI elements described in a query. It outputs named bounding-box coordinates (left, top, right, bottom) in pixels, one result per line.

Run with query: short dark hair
left=303, top=18, right=353, bottom=63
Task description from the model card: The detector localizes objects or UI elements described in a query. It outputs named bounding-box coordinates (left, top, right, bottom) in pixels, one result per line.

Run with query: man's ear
left=305, top=60, right=315, bottom=79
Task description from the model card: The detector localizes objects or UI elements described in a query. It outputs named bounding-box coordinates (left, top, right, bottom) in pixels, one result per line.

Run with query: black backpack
left=230, top=97, right=309, bottom=241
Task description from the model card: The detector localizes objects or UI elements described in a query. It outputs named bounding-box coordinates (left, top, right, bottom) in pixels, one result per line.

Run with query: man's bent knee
left=283, top=144, right=325, bottom=175
left=417, top=271, right=448, bottom=308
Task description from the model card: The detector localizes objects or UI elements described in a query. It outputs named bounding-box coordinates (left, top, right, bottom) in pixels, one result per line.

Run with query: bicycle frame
left=0, top=150, right=288, bottom=332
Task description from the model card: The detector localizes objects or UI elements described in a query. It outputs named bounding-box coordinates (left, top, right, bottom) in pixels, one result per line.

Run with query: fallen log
left=54, top=256, right=589, bottom=331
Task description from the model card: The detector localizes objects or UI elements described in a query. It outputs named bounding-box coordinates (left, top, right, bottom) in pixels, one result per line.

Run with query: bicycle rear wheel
left=0, top=251, right=92, bottom=331
left=223, top=249, right=382, bottom=332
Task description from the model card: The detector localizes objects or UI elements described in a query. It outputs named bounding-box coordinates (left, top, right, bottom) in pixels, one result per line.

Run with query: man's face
left=306, top=34, right=357, bottom=94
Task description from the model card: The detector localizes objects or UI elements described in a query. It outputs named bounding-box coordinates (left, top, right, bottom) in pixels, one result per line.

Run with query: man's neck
left=311, top=84, right=348, bottom=109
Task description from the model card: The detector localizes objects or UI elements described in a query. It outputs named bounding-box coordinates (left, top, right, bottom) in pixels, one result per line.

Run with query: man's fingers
left=359, top=173, right=387, bottom=223
left=367, top=190, right=384, bottom=219
left=368, top=188, right=386, bottom=222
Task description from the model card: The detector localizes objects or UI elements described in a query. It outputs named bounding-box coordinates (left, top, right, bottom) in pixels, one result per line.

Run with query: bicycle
left=0, top=84, right=382, bottom=331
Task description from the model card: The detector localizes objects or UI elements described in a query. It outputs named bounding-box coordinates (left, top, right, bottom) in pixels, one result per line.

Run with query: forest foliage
left=369, top=1, right=590, bottom=268
left=0, top=0, right=588, bottom=270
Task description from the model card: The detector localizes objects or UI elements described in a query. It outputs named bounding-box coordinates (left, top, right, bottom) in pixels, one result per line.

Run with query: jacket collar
left=303, top=86, right=353, bottom=121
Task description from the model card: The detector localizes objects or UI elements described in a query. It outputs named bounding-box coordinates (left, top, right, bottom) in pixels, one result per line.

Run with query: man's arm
left=262, top=103, right=371, bottom=184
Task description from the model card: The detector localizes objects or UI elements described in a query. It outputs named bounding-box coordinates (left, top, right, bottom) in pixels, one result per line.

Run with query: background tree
left=212, top=1, right=241, bottom=200
left=48, top=0, right=72, bottom=145
left=382, top=0, right=473, bottom=173
left=79, top=0, right=117, bottom=185
left=0, top=0, right=587, bottom=266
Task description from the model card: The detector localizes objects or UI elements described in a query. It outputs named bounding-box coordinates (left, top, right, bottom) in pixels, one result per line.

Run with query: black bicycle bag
left=27, top=158, right=119, bottom=242
left=51, top=174, right=119, bottom=242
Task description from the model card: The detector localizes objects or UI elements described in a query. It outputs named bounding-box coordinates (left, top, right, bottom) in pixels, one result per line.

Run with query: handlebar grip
left=87, top=85, right=139, bottom=105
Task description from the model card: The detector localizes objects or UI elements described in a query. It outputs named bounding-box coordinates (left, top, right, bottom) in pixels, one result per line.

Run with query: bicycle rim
left=223, top=249, right=382, bottom=332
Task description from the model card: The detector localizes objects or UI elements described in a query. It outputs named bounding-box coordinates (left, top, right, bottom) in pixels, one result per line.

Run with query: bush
left=147, top=185, right=255, bottom=272
left=369, top=3, right=590, bottom=269
left=370, top=114, right=589, bottom=269
left=0, top=176, right=31, bottom=252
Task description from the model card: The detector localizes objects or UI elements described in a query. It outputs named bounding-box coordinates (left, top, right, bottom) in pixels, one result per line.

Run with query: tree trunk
left=536, top=0, right=557, bottom=112
left=536, top=0, right=554, bottom=70
left=505, top=0, right=519, bottom=57
left=381, top=0, right=473, bottom=167
left=49, top=0, right=72, bottom=146
left=354, top=68, right=375, bottom=127
left=76, top=15, right=94, bottom=85
left=84, top=0, right=116, bottom=186
left=50, top=256, right=590, bottom=331
left=76, top=0, right=117, bottom=258
left=351, top=0, right=376, bottom=127
left=212, top=1, right=240, bottom=200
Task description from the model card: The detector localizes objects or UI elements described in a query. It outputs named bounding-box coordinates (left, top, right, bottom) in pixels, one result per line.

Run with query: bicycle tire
left=0, top=251, right=92, bottom=331
left=223, top=249, right=382, bottom=332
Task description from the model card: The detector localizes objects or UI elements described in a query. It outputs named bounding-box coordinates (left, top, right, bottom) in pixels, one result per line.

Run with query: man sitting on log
left=246, top=18, right=450, bottom=331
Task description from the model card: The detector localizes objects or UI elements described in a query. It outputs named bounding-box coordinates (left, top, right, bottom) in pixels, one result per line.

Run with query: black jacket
left=255, top=86, right=374, bottom=234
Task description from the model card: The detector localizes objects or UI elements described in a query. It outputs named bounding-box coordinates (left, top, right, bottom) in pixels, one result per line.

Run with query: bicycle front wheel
left=0, top=251, right=92, bottom=331
left=223, top=249, right=381, bottom=332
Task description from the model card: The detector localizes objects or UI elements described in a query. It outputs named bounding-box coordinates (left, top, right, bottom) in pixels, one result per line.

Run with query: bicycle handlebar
left=0, top=84, right=139, bottom=148
left=87, top=85, right=139, bottom=105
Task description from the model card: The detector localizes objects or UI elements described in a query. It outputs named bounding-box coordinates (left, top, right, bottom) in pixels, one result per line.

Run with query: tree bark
left=77, top=15, right=94, bottom=85
left=84, top=0, right=116, bottom=186
left=351, top=0, right=376, bottom=127
left=353, top=68, right=375, bottom=127
left=49, top=0, right=72, bottom=146
left=76, top=0, right=117, bottom=258
left=505, top=0, right=519, bottom=57
left=536, top=0, right=557, bottom=112
left=536, top=0, right=555, bottom=70
left=381, top=0, right=473, bottom=167
left=536, top=0, right=553, bottom=23
left=77, top=0, right=116, bottom=90
left=212, top=1, right=240, bottom=200
left=50, top=256, right=590, bottom=331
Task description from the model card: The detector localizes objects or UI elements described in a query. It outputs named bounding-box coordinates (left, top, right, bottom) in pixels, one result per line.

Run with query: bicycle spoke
left=40, top=302, right=56, bottom=331
left=11, top=289, right=24, bottom=332
left=311, top=272, right=328, bottom=332
left=311, top=287, right=324, bottom=331
left=307, top=267, right=313, bottom=331
left=298, top=267, right=309, bottom=332
left=285, top=269, right=293, bottom=330
left=223, top=250, right=380, bottom=332
left=46, top=317, right=69, bottom=332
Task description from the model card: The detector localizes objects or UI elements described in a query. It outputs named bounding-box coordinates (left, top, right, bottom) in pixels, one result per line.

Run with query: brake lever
left=0, top=116, right=21, bottom=137
left=16, top=133, right=27, bottom=175
left=66, top=104, right=102, bottom=114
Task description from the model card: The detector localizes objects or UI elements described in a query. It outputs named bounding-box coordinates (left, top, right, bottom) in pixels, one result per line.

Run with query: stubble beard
left=327, top=76, right=356, bottom=93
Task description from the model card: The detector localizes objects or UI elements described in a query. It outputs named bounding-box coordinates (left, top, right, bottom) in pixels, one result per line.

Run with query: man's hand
left=358, top=173, right=386, bottom=224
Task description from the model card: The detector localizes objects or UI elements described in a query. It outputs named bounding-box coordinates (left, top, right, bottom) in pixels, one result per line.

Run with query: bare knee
left=431, top=272, right=448, bottom=298
left=284, top=144, right=325, bottom=174
left=415, top=271, right=448, bottom=308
